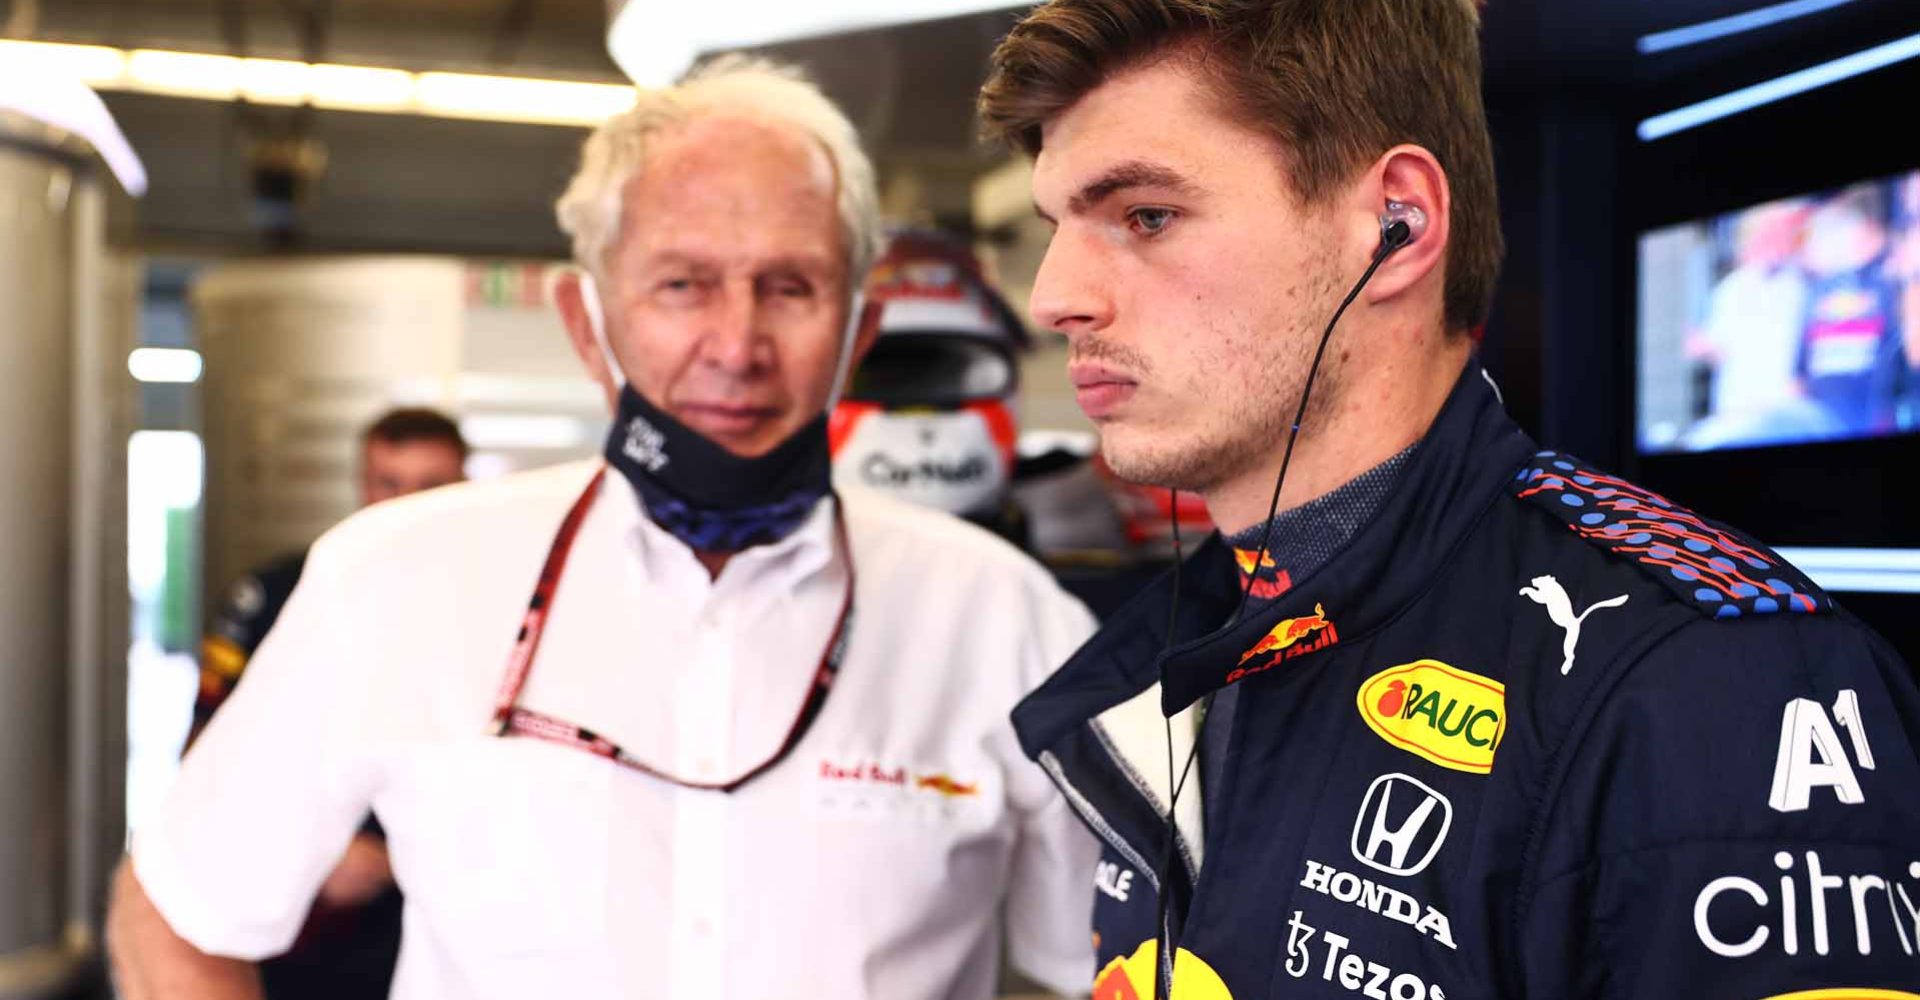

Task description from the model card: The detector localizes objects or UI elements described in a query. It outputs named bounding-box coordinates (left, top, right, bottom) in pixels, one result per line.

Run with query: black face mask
left=603, top=384, right=833, bottom=552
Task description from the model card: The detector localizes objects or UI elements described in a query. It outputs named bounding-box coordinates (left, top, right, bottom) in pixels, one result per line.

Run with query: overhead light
left=1637, top=0, right=1860, bottom=55
left=237, top=58, right=316, bottom=105
left=415, top=72, right=635, bottom=126
left=0, top=39, right=635, bottom=128
left=126, top=49, right=241, bottom=99
left=1639, top=29, right=1920, bottom=140
left=0, top=47, right=148, bottom=195
left=605, top=0, right=1030, bottom=85
left=1774, top=548, right=1920, bottom=594
left=305, top=63, right=416, bottom=110
left=128, top=348, right=203, bottom=384
left=0, top=39, right=125, bottom=86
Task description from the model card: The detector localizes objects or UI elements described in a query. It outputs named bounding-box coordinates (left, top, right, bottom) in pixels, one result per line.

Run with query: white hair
left=555, top=56, right=882, bottom=295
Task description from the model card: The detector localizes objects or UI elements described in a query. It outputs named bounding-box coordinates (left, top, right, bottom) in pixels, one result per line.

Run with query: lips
left=1068, top=363, right=1137, bottom=420
left=676, top=402, right=782, bottom=440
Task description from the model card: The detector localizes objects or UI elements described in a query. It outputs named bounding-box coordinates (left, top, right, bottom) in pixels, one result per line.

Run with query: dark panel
left=104, top=92, right=579, bottom=258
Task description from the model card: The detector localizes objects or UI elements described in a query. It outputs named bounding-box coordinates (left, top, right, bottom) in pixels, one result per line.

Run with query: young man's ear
left=553, top=269, right=618, bottom=411
left=1360, top=145, right=1451, bottom=309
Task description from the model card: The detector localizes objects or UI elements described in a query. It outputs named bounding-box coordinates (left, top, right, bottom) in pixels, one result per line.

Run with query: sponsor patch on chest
left=1356, top=661, right=1506, bottom=774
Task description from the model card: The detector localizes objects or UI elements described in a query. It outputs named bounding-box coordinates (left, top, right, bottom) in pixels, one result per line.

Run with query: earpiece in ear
left=1379, top=200, right=1428, bottom=252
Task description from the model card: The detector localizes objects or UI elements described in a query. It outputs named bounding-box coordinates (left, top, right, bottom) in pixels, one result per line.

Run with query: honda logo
left=1350, top=773, right=1453, bottom=876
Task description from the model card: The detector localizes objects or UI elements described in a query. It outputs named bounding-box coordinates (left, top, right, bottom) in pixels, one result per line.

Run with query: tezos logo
left=1284, top=910, right=1449, bottom=999
left=1357, top=660, right=1506, bottom=774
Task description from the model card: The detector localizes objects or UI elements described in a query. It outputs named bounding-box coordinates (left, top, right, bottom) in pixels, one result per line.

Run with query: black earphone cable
left=1229, top=222, right=1411, bottom=627
left=1150, top=217, right=1411, bottom=1000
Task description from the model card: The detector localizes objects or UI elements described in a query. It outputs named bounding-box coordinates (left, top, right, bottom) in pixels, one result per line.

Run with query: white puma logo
left=1518, top=574, right=1629, bottom=675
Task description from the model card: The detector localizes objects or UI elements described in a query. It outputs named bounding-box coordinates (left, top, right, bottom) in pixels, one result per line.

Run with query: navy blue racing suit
left=1014, top=361, right=1920, bottom=999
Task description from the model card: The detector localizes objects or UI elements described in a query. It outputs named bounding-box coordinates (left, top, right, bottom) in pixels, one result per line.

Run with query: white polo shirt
left=135, top=459, right=1100, bottom=1000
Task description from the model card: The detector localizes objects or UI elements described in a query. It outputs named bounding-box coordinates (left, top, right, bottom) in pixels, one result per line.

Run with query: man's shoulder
left=1503, top=449, right=1832, bottom=623
left=312, top=460, right=599, bottom=571
left=1485, top=449, right=1894, bottom=751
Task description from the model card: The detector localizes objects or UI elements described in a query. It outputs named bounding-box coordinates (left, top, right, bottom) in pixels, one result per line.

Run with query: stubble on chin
left=1099, top=301, right=1345, bottom=497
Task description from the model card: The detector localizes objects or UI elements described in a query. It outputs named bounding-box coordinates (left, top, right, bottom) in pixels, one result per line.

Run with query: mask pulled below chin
left=603, top=384, right=832, bottom=552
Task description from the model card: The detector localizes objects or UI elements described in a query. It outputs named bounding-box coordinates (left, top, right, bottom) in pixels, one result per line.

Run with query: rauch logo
left=1356, top=660, right=1506, bottom=774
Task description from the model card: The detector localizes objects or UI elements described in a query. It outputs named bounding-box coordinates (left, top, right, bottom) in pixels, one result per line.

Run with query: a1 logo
left=1768, top=688, right=1876, bottom=814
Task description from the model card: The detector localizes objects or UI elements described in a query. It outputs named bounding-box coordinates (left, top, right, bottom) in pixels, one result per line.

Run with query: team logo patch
left=1357, top=660, right=1506, bottom=774
left=1239, top=604, right=1333, bottom=664
left=1093, top=940, right=1233, bottom=1000
left=819, top=760, right=978, bottom=799
left=1232, top=547, right=1293, bottom=601
left=1226, top=604, right=1339, bottom=684
left=914, top=774, right=978, bottom=798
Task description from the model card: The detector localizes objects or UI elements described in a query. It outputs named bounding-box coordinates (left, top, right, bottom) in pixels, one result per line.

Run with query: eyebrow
left=1035, top=160, right=1202, bottom=223
left=641, top=249, right=837, bottom=276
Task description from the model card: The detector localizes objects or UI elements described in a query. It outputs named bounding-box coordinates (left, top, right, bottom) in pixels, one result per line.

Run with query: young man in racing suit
left=979, top=0, right=1920, bottom=996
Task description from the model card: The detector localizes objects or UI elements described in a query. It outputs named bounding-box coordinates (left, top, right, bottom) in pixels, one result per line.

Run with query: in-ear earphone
left=1380, top=200, right=1427, bottom=251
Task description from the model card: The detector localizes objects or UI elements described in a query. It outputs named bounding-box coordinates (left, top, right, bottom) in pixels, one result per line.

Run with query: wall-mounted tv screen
left=1637, top=168, right=1920, bottom=453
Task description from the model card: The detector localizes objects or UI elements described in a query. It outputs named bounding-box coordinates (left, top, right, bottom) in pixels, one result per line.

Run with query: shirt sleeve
left=1517, top=612, right=1920, bottom=998
left=133, top=532, right=385, bottom=960
left=1003, top=580, right=1102, bottom=996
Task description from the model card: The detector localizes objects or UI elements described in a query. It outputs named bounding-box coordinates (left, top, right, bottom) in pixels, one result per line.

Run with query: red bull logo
left=1357, top=660, right=1506, bottom=774
left=1093, top=940, right=1233, bottom=1000
left=1238, top=604, right=1332, bottom=664
left=1232, top=548, right=1292, bottom=600
left=915, top=774, right=977, bottom=798
left=1232, top=547, right=1277, bottom=576
left=1227, top=604, right=1339, bottom=684
left=1758, top=993, right=1920, bottom=1000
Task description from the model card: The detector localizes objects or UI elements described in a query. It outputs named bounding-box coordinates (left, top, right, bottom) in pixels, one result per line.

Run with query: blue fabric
left=603, top=385, right=831, bottom=552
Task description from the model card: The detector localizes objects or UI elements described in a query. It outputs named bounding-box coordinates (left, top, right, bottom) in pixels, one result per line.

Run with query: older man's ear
left=553, top=269, right=619, bottom=411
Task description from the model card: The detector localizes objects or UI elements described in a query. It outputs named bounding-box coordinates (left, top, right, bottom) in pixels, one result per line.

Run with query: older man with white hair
left=107, top=58, right=1099, bottom=1000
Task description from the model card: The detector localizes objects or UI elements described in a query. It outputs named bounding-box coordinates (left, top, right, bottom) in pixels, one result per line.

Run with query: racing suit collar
left=1013, top=356, right=1535, bottom=758
left=1155, top=359, right=1532, bottom=713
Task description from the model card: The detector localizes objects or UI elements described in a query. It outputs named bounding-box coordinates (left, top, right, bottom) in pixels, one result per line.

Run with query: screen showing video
left=1637, top=170, right=1920, bottom=453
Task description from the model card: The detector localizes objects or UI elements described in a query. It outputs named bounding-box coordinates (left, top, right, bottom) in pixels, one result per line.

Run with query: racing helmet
left=831, top=229, right=1028, bottom=518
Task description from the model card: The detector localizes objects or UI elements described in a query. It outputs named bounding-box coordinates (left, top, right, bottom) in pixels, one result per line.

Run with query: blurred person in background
left=979, top=0, right=1920, bottom=996
left=1796, top=183, right=1897, bottom=433
left=189, top=406, right=466, bottom=1000
left=831, top=227, right=1034, bottom=546
left=1684, top=199, right=1809, bottom=423
left=109, top=57, right=1097, bottom=1000
left=1879, top=173, right=1920, bottom=428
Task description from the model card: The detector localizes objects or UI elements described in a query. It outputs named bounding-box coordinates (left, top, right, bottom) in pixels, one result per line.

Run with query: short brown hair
left=364, top=407, right=468, bottom=460
left=979, top=0, right=1503, bottom=331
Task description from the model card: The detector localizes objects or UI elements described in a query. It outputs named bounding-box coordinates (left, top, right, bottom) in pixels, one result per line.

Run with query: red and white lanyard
left=488, top=467, right=855, bottom=793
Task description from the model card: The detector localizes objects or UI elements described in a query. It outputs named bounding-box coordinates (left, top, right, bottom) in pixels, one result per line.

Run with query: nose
left=698, top=279, right=767, bottom=375
left=1028, top=227, right=1114, bottom=340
